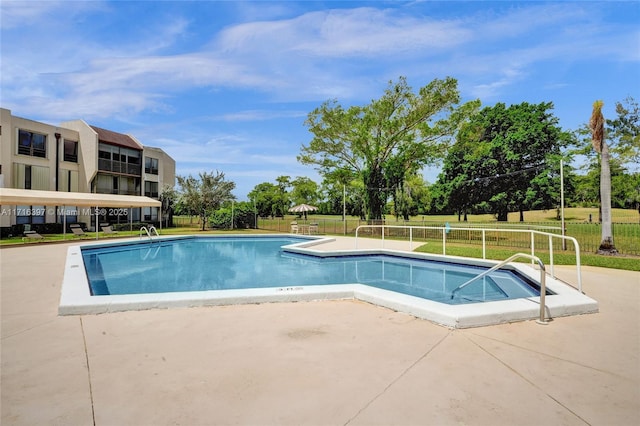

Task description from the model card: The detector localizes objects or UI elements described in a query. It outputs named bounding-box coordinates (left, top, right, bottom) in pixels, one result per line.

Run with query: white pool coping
left=59, top=235, right=598, bottom=328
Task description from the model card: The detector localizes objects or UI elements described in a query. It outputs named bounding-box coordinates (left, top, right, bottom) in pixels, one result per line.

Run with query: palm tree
left=589, top=100, right=618, bottom=254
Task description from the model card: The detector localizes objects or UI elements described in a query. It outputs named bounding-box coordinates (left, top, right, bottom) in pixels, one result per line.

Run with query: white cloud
left=213, top=109, right=307, bottom=122
left=217, top=7, right=470, bottom=58
left=0, top=1, right=106, bottom=29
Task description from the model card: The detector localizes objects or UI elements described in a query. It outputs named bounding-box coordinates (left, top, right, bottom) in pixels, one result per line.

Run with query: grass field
left=254, top=207, right=640, bottom=262
left=315, top=207, right=640, bottom=224
left=411, top=241, right=640, bottom=272
left=437, top=207, right=638, bottom=224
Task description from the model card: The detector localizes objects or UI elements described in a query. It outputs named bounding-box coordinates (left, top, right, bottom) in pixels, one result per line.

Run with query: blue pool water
left=81, top=236, right=541, bottom=305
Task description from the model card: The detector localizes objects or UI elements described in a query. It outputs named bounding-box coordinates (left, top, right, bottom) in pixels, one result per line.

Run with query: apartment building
left=0, top=108, right=175, bottom=233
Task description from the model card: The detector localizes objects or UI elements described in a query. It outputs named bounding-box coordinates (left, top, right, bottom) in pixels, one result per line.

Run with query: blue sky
left=2, top=1, right=639, bottom=200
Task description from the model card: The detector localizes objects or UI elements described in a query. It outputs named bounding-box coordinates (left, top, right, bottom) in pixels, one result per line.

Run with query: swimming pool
left=59, top=235, right=598, bottom=328
left=81, top=236, right=540, bottom=303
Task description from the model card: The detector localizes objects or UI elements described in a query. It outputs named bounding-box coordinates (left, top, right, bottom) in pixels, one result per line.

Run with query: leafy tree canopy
left=434, top=102, right=572, bottom=221
left=248, top=182, right=283, bottom=218
left=249, top=176, right=320, bottom=217
left=177, top=171, right=235, bottom=231
left=299, top=76, right=479, bottom=220
left=608, top=96, right=640, bottom=166
left=290, top=176, right=320, bottom=206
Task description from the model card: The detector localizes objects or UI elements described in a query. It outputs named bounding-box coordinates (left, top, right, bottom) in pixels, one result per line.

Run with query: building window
left=63, top=140, right=78, bottom=162
left=16, top=205, right=46, bottom=225
left=94, top=173, right=139, bottom=195
left=98, top=144, right=141, bottom=176
left=143, top=207, right=159, bottom=222
left=14, top=164, right=49, bottom=190
left=144, top=181, right=159, bottom=198
left=57, top=206, right=78, bottom=224
left=145, top=157, right=159, bottom=175
left=18, top=130, right=47, bottom=158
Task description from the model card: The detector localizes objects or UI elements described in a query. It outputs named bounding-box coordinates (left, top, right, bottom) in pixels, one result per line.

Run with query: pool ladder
left=450, top=253, right=548, bottom=324
left=140, top=225, right=160, bottom=241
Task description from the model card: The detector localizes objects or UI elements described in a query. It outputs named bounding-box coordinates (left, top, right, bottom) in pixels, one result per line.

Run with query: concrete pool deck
left=1, top=237, right=639, bottom=425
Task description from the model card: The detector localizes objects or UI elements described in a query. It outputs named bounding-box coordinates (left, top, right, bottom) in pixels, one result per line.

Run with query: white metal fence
left=355, top=224, right=583, bottom=292
left=254, top=217, right=639, bottom=255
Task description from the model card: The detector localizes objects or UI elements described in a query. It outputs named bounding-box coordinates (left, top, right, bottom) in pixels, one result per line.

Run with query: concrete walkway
left=1, top=238, right=638, bottom=425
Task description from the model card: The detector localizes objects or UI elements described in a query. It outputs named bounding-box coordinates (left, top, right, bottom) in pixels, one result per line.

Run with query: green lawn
left=412, top=241, right=640, bottom=272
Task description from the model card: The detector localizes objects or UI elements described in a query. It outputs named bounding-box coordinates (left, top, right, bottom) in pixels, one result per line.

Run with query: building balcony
left=98, top=159, right=141, bottom=176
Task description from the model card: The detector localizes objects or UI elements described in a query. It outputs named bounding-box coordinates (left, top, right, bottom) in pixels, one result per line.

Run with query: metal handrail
left=139, top=225, right=160, bottom=240
left=450, top=252, right=548, bottom=324
left=354, top=224, right=582, bottom=292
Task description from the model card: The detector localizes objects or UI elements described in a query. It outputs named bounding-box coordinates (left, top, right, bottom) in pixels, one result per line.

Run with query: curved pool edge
left=59, top=234, right=599, bottom=328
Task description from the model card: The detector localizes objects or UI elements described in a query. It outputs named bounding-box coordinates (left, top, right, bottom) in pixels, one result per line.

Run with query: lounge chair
left=70, top=224, right=88, bottom=238
left=23, top=230, right=44, bottom=241
left=101, top=224, right=118, bottom=235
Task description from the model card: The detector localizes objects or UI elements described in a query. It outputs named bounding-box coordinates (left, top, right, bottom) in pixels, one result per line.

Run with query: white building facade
left=0, top=108, right=175, bottom=235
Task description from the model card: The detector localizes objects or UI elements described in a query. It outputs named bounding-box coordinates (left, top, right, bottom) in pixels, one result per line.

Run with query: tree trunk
left=597, top=142, right=618, bottom=254
left=519, top=209, right=524, bottom=222
left=497, top=210, right=508, bottom=221
left=364, top=168, right=386, bottom=220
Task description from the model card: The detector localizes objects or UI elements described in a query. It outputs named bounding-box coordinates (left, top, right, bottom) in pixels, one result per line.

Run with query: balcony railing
left=95, top=188, right=140, bottom=196
left=98, top=159, right=141, bottom=176
left=64, top=153, right=78, bottom=163
left=18, top=145, right=46, bottom=158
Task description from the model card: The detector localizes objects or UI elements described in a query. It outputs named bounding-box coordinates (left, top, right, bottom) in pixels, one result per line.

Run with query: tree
left=210, top=201, right=255, bottom=229
left=571, top=96, right=639, bottom=220
left=320, top=173, right=367, bottom=218
left=430, top=121, right=486, bottom=220
left=300, top=76, right=478, bottom=220
left=248, top=182, right=280, bottom=218
left=177, top=171, right=235, bottom=231
left=159, top=184, right=178, bottom=228
left=390, top=172, right=431, bottom=220
left=290, top=176, right=319, bottom=206
left=248, top=177, right=292, bottom=218
left=608, top=96, right=640, bottom=167
left=589, top=100, right=617, bottom=254
left=275, top=175, right=291, bottom=217
left=176, top=175, right=199, bottom=223
left=624, top=173, right=640, bottom=220
left=435, top=102, right=571, bottom=221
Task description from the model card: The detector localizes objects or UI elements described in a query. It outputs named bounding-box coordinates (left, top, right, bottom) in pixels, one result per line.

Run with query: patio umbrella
left=288, top=203, right=318, bottom=220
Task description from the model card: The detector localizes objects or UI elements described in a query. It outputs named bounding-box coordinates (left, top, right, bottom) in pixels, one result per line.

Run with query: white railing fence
left=355, top=224, right=582, bottom=292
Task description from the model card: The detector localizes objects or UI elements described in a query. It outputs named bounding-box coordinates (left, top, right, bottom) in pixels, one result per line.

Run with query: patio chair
left=290, top=222, right=299, bottom=234
left=309, top=222, right=319, bottom=234
left=23, top=230, right=44, bottom=241
left=70, top=224, right=88, bottom=238
left=101, top=224, right=119, bottom=235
